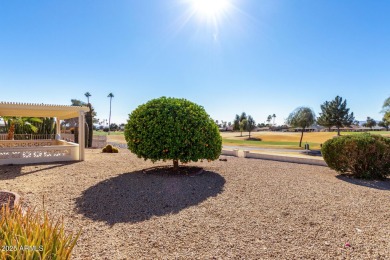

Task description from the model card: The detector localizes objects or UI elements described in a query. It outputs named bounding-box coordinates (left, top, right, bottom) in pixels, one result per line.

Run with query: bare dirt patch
left=0, top=149, right=389, bottom=259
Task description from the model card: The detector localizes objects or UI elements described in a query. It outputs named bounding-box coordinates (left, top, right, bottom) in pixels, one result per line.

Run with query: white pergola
left=0, top=102, right=90, bottom=162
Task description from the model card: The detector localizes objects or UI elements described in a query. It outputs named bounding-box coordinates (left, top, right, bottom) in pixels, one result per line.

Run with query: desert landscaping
left=1, top=148, right=389, bottom=259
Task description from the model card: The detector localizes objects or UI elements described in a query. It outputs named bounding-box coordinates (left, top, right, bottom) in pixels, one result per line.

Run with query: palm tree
left=84, top=92, right=91, bottom=104
left=2, top=117, right=43, bottom=140
left=266, top=115, right=272, bottom=126
left=107, top=93, right=114, bottom=135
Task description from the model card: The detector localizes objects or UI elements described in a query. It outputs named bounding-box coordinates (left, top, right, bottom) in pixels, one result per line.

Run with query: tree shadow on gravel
left=0, top=162, right=80, bottom=181
left=75, top=169, right=225, bottom=225
left=336, top=175, right=390, bottom=191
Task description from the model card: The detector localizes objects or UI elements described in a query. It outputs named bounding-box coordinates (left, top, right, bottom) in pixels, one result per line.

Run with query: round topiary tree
left=322, top=133, right=390, bottom=179
left=124, top=97, right=222, bottom=170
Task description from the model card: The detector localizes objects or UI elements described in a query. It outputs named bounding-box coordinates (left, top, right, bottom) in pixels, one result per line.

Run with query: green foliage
left=239, top=119, right=247, bottom=136
left=381, top=96, right=390, bottom=113
left=84, top=92, right=91, bottom=104
left=322, top=133, right=390, bottom=179
left=286, top=107, right=316, bottom=147
left=246, top=115, right=256, bottom=138
left=124, top=97, right=222, bottom=167
left=286, top=107, right=316, bottom=129
left=233, top=113, right=247, bottom=131
left=266, top=115, right=272, bottom=126
left=0, top=203, right=80, bottom=260
left=317, top=101, right=333, bottom=130
left=363, top=117, right=377, bottom=129
left=317, top=96, right=354, bottom=135
left=378, top=112, right=390, bottom=130
left=233, top=114, right=240, bottom=131
left=239, top=112, right=247, bottom=122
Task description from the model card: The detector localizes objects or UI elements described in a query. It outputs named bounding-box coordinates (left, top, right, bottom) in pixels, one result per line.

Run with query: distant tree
left=352, top=120, right=361, bottom=126
left=233, top=114, right=240, bottom=131
left=246, top=115, right=256, bottom=138
left=378, top=120, right=390, bottom=131
left=381, top=96, right=390, bottom=113
left=84, top=92, right=91, bottom=104
left=286, top=107, right=316, bottom=147
left=240, top=112, right=247, bottom=122
left=257, top=123, right=266, bottom=128
left=318, top=96, right=354, bottom=136
left=317, top=101, right=333, bottom=131
left=107, top=93, right=114, bottom=135
left=266, top=115, right=272, bottom=126
left=363, top=117, right=377, bottom=129
left=110, top=123, right=119, bottom=131
left=228, top=122, right=232, bottom=127
left=222, top=121, right=227, bottom=128
left=239, top=119, right=248, bottom=137
left=272, top=114, right=276, bottom=125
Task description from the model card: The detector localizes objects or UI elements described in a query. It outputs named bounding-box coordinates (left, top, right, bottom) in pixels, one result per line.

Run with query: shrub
left=0, top=203, right=80, bottom=259
left=102, top=144, right=118, bottom=153
left=124, top=97, right=222, bottom=170
left=322, top=133, right=390, bottom=179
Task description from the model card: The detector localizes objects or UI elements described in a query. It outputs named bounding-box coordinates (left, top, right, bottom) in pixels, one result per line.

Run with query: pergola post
left=56, top=118, right=61, bottom=137
left=79, top=111, right=85, bottom=161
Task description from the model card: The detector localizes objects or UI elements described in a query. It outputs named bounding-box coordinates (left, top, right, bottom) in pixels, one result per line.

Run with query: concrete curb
left=221, top=149, right=328, bottom=167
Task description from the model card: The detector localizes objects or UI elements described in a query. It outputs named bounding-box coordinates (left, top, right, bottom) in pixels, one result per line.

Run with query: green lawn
left=93, top=130, right=389, bottom=150
left=342, top=131, right=390, bottom=135
left=221, top=138, right=319, bottom=149
left=93, top=130, right=124, bottom=136
left=221, top=131, right=390, bottom=150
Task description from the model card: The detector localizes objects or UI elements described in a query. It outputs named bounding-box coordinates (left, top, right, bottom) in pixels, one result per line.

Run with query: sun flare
left=192, top=0, right=230, bottom=18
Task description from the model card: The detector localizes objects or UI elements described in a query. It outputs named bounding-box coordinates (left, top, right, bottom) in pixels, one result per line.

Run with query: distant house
left=294, top=125, right=323, bottom=132
left=255, top=127, right=269, bottom=131
left=325, top=125, right=385, bottom=132
left=218, top=125, right=234, bottom=132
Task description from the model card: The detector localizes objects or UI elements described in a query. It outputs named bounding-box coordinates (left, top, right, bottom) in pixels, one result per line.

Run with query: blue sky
left=1, top=0, right=389, bottom=125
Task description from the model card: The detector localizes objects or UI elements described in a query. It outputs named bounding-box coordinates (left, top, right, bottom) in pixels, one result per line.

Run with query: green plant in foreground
left=0, top=203, right=80, bottom=260
left=125, top=97, right=222, bottom=170
left=322, top=133, right=390, bottom=179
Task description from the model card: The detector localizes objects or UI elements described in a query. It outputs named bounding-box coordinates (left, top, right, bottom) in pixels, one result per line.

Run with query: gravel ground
left=0, top=149, right=389, bottom=259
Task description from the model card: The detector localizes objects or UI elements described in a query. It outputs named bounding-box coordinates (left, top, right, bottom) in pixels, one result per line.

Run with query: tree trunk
left=299, top=129, right=304, bottom=147
left=240, top=131, right=242, bottom=137
left=337, top=127, right=341, bottom=136
left=7, top=123, right=15, bottom=140
left=86, top=104, right=93, bottom=148
left=108, top=98, right=112, bottom=135
left=173, top=160, right=179, bottom=171
left=249, top=131, right=251, bottom=138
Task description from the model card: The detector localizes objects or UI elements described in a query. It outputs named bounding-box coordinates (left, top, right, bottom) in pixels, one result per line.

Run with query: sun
left=192, top=0, right=231, bottom=18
